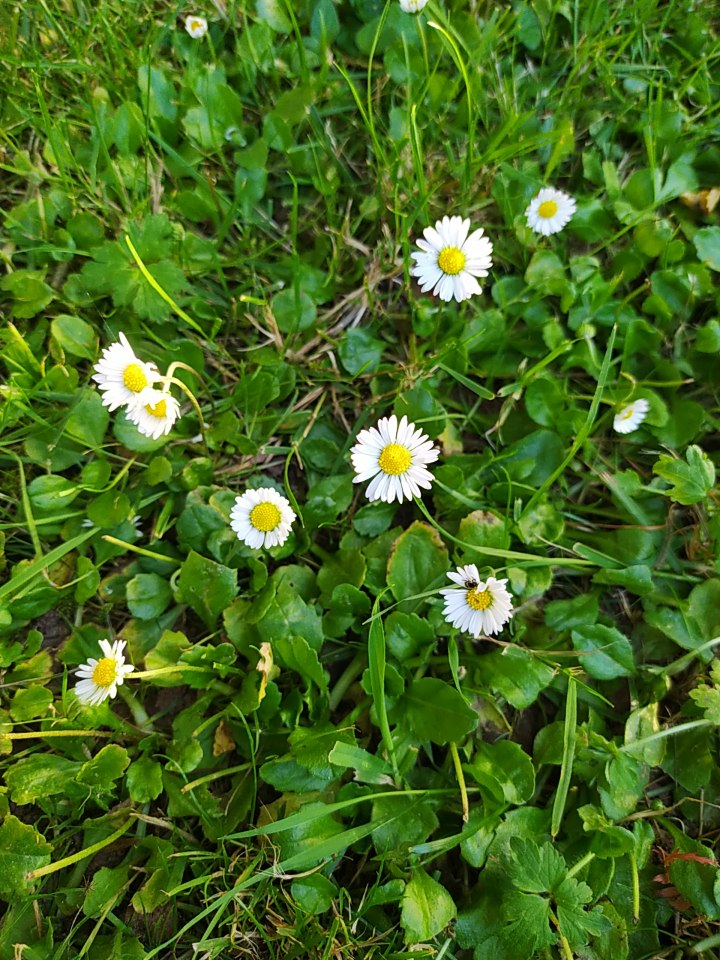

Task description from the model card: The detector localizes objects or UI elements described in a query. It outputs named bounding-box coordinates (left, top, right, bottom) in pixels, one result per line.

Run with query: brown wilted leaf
left=213, top=719, right=235, bottom=757
left=680, top=188, right=720, bottom=214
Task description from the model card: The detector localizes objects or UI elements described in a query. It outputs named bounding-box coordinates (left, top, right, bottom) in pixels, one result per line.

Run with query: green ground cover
left=2, top=0, right=720, bottom=957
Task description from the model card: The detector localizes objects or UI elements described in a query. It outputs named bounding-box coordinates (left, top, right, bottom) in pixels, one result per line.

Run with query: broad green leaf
left=507, top=838, right=566, bottom=892
left=693, top=225, right=720, bottom=271
left=571, top=624, right=635, bottom=679
left=51, top=314, right=96, bottom=359
left=401, top=868, right=456, bottom=944
left=371, top=795, right=439, bottom=855
left=555, top=876, right=611, bottom=946
left=399, top=677, right=477, bottom=745
left=5, top=754, right=80, bottom=804
left=9, top=685, right=53, bottom=722
left=178, top=551, right=238, bottom=628
left=274, top=634, right=327, bottom=689
left=291, top=874, right=336, bottom=914
left=127, top=756, right=164, bottom=802
left=467, top=740, right=535, bottom=805
left=387, top=521, right=449, bottom=612
left=126, top=572, right=172, bottom=620
left=653, top=445, right=715, bottom=505
left=83, top=864, right=130, bottom=917
left=77, top=745, right=130, bottom=792
left=598, top=752, right=646, bottom=820
left=483, top=646, right=555, bottom=708
left=0, top=816, right=51, bottom=900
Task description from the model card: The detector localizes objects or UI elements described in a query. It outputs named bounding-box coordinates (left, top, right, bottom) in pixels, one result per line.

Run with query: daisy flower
left=410, top=215, right=493, bottom=303
left=350, top=414, right=439, bottom=504
left=185, top=15, right=208, bottom=38
left=440, top=564, right=514, bottom=638
left=75, top=639, right=135, bottom=707
left=92, top=332, right=160, bottom=411
left=400, top=0, right=430, bottom=11
left=125, top=387, right=181, bottom=440
left=525, top=187, right=576, bottom=236
left=613, top=398, right=650, bottom=435
left=230, top=487, right=296, bottom=550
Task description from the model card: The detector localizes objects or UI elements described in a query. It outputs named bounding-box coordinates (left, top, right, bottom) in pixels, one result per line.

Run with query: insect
left=464, top=578, right=478, bottom=589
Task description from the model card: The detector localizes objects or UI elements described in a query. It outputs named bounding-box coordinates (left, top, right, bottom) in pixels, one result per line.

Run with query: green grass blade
left=551, top=675, right=577, bottom=838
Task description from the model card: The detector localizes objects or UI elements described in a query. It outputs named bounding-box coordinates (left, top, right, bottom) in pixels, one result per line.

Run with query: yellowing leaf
left=256, top=641, right=273, bottom=704
left=213, top=719, right=235, bottom=757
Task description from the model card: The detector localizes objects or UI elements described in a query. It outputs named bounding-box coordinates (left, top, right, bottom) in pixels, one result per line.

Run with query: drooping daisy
left=410, top=215, right=493, bottom=303
left=613, top=398, right=650, bottom=435
left=75, top=639, right=135, bottom=707
left=92, top=332, right=160, bottom=411
left=440, top=564, right=514, bottom=638
left=400, top=0, right=430, bottom=11
left=230, top=487, right=296, bottom=550
left=125, top=387, right=181, bottom=440
left=350, top=414, right=439, bottom=504
left=185, top=15, right=208, bottom=38
left=525, top=187, right=576, bottom=236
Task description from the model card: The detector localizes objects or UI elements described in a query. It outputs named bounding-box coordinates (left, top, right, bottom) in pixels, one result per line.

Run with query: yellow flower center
left=189, top=18, right=203, bottom=30
left=145, top=398, right=167, bottom=418
left=437, top=246, right=466, bottom=275
left=537, top=200, right=559, bottom=219
left=619, top=406, right=635, bottom=420
left=378, top=443, right=412, bottom=476
left=250, top=502, right=282, bottom=532
left=92, top=658, right=117, bottom=688
left=123, top=363, right=148, bottom=393
left=467, top=587, right=493, bottom=610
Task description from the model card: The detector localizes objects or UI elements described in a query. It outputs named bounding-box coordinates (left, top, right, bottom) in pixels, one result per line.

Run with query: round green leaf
left=400, top=678, right=477, bottom=745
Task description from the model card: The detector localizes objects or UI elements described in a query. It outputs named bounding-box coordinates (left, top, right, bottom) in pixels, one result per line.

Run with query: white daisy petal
left=441, top=570, right=514, bottom=637
left=92, top=332, right=161, bottom=411
left=229, top=486, right=296, bottom=550
left=185, top=15, right=208, bottom=37
left=411, top=215, right=493, bottom=304
left=525, top=187, right=576, bottom=236
left=399, top=0, right=429, bottom=10
left=613, top=398, right=650, bottom=434
left=75, top=639, right=135, bottom=707
left=125, top=387, right=181, bottom=440
left=350, top=414, right=439, bottom=504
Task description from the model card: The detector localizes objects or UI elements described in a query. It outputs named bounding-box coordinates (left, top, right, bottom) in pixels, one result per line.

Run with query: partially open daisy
left=230, top=487, right=296, bottom=550
left=613, top=398, right=650, bottom=435
left=75, top=639, right=135, bottom=707
left=185, top=15, right=208, bottom=38
left=440, top=564, right=514, bottom=638
left=351, top=414, right=439, bottom=504
left=410, top=215, right=493, bottom=303
left=92, top=332, right=160, bottom=411
left=525, top=187, right=576, bottom=236
left=400, top=0, right=430, bottom=11
left=125, top=387, right=181, bottom=440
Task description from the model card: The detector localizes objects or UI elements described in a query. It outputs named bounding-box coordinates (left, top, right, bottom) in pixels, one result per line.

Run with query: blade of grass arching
left=365, top=1, right=392, bottom=170
left=367, top=594, right=400, bottom=783
left=427, top=21, right=475, bottom=193
left=521, top=324, right=617, bottom=519
left=551, top=675, right=577, bottom=838
left=0, top=529, right=95, bottom=604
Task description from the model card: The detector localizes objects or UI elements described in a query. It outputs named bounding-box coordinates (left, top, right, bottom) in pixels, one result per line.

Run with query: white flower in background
left=440, top=564, right=514, bottom=637
left=400, top=0, right=430, bottom=11
left=230, top=487, right=296, bottom=549
left=75, top=639, right=135, bottom=706
left=613, top=398, right=650, bottom=434
left=410, top=216, right=493, bottom=303
left=525, top=187, right=576, bottom=236
left=92, top=332, right=160, bottom=411
left=351, top=414, right=439, bottom=504
left=126, top=387, right=181, bottom=440
left=185, top=15, right=208, bottom=38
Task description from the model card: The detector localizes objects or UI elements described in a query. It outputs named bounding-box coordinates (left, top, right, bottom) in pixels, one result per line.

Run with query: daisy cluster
left=93, top=333, right=181, bottom=439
